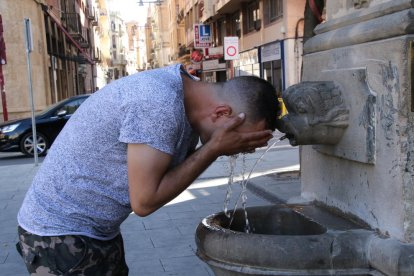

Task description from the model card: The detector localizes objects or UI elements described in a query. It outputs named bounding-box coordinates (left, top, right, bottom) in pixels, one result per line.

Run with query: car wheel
left=20, top=132, right=49, bottom=156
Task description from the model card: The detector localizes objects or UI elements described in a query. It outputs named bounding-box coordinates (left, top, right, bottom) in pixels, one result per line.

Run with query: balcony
left=120, top=55, right=128, bottom=65
left=92, top=47, right=102, bottom=63
left=176, top=9, right=184, bottom=23
left=200, top=0, right=214, bottom=22
left=214, top=0, right=248, bottom=15
left=86, top=2, right=99, bottom=26
left=61, top=13, right=90, bottom=48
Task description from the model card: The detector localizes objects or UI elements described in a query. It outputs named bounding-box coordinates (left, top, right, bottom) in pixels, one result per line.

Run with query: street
left=0, top=135, right=300, bottom=275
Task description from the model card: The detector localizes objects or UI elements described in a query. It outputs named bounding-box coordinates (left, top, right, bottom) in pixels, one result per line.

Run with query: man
left=16, top=64, right=281, bottom=275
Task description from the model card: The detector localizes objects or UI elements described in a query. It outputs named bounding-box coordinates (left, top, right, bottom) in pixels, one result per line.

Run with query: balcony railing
left=61, top=12, right=90, bottom=48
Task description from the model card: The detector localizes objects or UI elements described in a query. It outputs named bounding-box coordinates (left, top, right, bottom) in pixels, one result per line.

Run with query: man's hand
left=205, top=113, right=273, bottom=156
left=127, top=114, right=272, bottom=217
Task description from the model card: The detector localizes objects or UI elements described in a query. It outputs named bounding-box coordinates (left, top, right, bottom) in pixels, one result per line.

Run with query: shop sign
left=233, top=48, right=258, bottom=67
left=202, top=59, right=226, bottom=71
left=261, top=42, right=281, bottom=62
left=194, top=24, right=212, bottom=48
left=205, top=46, right=224, bottom=60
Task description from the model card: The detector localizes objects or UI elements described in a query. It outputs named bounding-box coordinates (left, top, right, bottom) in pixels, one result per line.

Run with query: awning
left=42, top=6, right=94, bottom=64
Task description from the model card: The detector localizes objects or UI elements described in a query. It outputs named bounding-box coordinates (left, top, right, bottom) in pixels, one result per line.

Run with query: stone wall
left=300, top=0, right=414, bottom=242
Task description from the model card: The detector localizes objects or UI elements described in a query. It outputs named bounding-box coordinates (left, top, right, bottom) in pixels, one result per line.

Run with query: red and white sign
left=224, top=37, right=239, bottom=60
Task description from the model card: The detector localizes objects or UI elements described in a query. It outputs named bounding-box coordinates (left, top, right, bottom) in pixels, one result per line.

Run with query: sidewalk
left=0, top=136, right=300, bottom=276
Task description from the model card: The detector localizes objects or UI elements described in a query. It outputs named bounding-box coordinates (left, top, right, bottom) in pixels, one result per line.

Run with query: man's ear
left=211, top=105, right=232, bottom=122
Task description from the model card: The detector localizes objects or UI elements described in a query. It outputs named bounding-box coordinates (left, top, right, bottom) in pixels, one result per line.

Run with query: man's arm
left=127, top=115, right=272, bottom=217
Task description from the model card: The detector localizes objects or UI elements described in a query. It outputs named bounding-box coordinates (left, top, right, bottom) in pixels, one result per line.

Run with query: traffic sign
left=224, top=36, right=239, bottom=60
left=194, top=24, right=211, bottom=48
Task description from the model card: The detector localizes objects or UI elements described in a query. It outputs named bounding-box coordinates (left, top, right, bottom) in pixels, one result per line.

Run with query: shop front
left=260, top=41, right=283, bottom=98
left=201, top=46, right=226, bottom=82
left=202, top=59, right=226, bottom=82
left=260, top=41, right=287, bottom=115
left=233, top=48, right=260, bottom=77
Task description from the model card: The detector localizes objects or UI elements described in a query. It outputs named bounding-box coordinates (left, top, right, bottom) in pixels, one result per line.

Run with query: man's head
left=218, top=76, right=281, bottom=131
left=190, top=76, right=281, bottom=144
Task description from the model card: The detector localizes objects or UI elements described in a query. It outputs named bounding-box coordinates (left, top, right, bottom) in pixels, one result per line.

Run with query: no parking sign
left=224, top=37, right=239, bottom=60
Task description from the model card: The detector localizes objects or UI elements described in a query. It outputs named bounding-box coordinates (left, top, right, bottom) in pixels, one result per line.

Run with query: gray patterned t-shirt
left=17, top=64, right=198, bottom=240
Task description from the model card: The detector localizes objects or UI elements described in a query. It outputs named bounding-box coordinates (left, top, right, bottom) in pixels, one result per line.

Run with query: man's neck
left=182, top=76, right=215, bottom=131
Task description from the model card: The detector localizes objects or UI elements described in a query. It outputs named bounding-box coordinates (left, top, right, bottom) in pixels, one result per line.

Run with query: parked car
left=0, top=94, right=90, bottom=156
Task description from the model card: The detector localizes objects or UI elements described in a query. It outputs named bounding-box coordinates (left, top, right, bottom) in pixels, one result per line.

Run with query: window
left=112, top=35, right=116, bottom=49
left=264, top=0, right=283, bottom=24
left=263, top=60, right=282, bottom=97
left=230, top=12, right=241, bottom=37
left=244, top=1, right=260, bottom=33
left=270, top=0, right=283, bottom=21
left=56, top=99, right=87, bottom=116
left=216, top=18, right=226, bottom=46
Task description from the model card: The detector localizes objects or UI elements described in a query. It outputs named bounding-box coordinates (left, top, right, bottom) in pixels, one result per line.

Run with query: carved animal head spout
left=279, top=81, right=350, bottom=146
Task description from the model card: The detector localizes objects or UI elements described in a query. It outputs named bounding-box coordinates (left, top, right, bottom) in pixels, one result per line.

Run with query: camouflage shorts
left=16, top=226, right=129, bottom=275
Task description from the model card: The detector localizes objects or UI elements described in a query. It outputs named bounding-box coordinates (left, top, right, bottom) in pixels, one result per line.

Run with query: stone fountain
left=195, top=1, right=414, bottom=275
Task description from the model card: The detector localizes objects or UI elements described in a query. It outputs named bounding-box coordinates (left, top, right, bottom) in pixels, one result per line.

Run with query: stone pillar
left=300, top=0, right=414, bottom=242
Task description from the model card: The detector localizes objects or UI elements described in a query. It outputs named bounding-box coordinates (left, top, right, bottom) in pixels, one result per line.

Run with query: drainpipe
left=258, top=46, right=262, bottom=79
left=280, top=39, right=286, bottom=91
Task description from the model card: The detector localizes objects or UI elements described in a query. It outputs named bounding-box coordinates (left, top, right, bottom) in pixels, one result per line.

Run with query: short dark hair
left=218, top=76, right=281, bottom=131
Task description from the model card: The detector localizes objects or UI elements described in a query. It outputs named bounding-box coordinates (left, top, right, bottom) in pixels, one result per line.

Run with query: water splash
left=223, top=154, right=238, bottom=218
left=227, top=135, right=287, bottom=232
left=240, top=154, right=250, bottom=233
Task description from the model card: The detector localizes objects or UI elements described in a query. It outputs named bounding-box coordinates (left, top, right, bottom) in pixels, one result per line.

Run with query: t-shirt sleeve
left=118, top=97, right=179, bottom=155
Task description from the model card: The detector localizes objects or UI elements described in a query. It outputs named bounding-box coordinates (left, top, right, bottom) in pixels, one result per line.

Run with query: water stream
left=224, top=135, right=287, bottom=233
left=223, top=154, right=238, bottom=218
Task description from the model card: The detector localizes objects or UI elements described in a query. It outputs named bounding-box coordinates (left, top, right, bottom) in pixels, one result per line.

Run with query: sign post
left=24, top=18, right=38, bottom=165
left=0, top=15, right=8, bottom=122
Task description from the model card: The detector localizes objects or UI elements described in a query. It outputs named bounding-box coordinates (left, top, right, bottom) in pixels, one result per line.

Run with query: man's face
left=198, top=116, right=267, bottom=145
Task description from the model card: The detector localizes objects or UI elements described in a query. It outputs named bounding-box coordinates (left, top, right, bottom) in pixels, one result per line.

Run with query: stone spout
left=280, top=81, right=350, bottom=146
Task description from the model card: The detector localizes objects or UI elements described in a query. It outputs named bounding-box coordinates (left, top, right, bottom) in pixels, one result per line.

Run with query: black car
left=0, top=94, right=89, bottom=156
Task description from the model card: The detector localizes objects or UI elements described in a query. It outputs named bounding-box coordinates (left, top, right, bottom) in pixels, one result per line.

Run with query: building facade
left=0, top=0, right=100, bottom=122
left=93, top=0, right=111, bottom=89
left=149, top=0, right=305, bottom=98
left=106, top=10, right=127, bottom=81
left=149, top=0, right=306, bottom=100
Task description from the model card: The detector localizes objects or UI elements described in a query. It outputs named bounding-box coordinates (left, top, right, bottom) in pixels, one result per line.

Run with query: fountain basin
left=195, top=204, right=380, bottom=276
